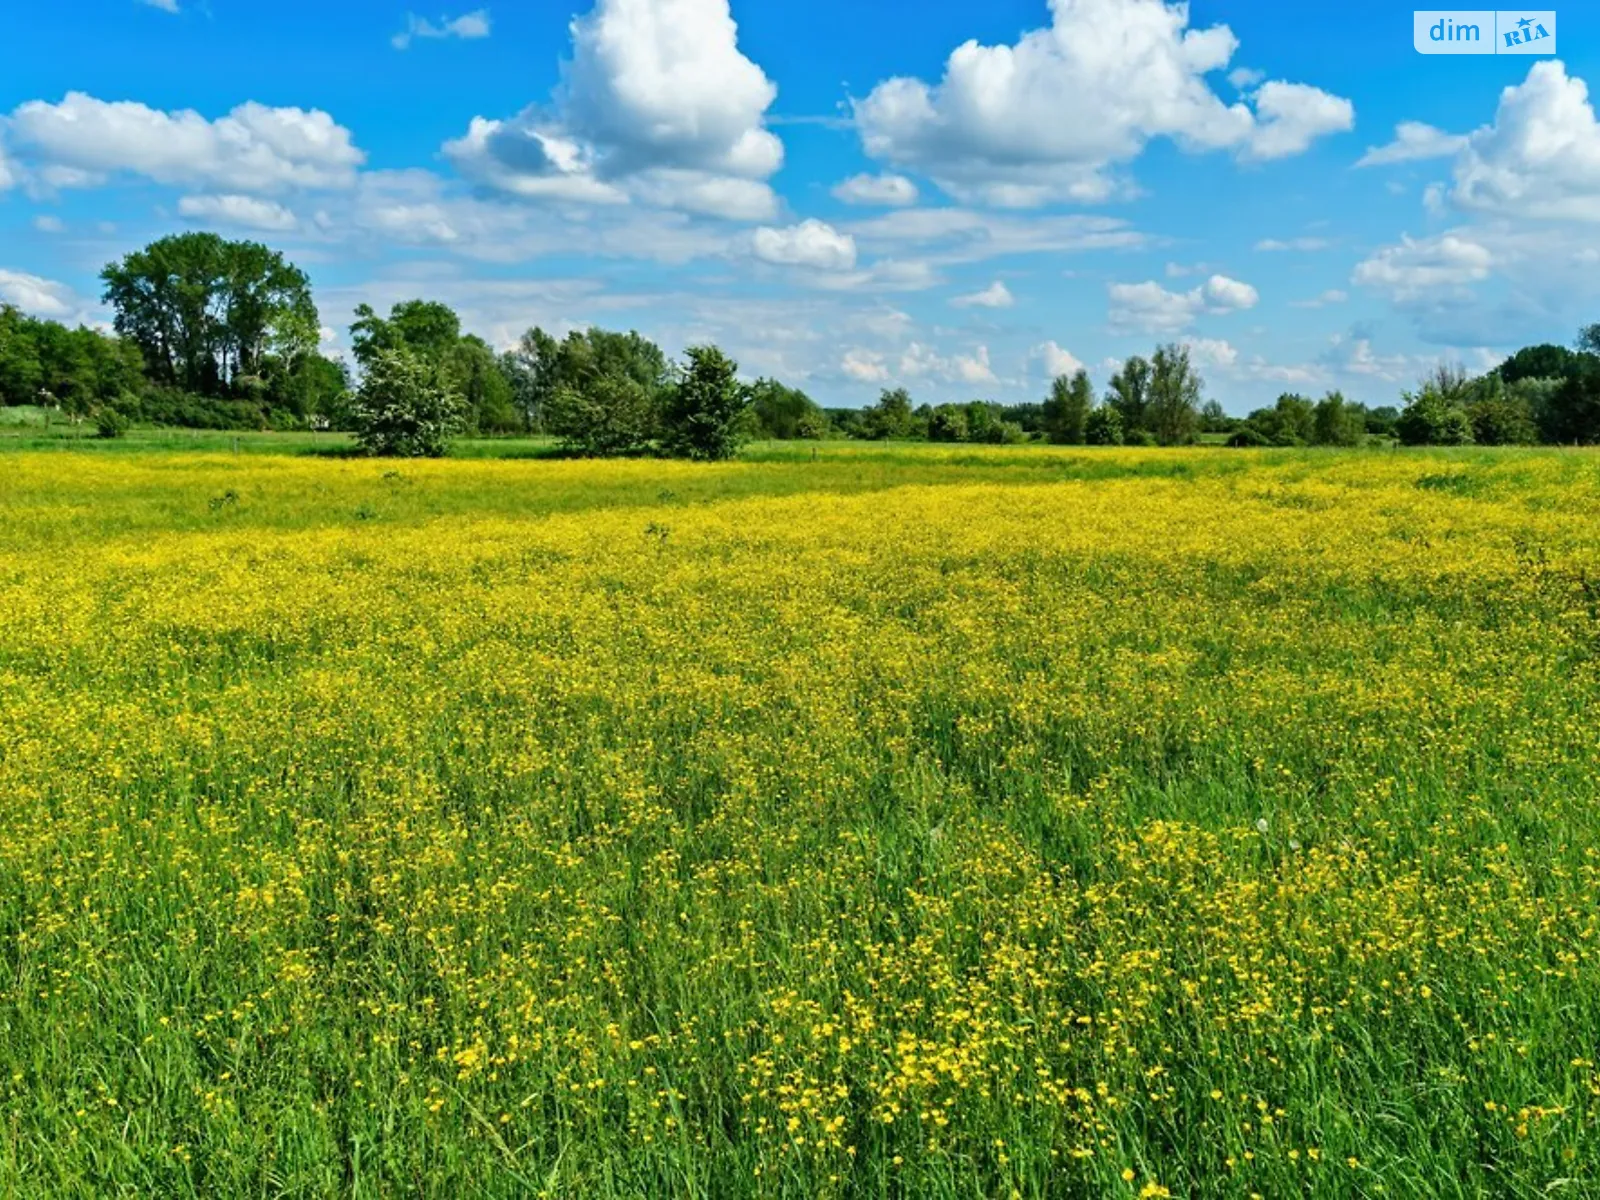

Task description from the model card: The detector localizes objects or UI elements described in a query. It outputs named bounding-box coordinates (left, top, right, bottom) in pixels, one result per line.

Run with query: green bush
left=94, top=408, right=129, bottom=439
left=352, top=349, right=462, bottom=458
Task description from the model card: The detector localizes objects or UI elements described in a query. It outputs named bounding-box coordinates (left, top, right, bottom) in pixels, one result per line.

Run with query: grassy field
left=3, top=443, right=1600, bottom=1197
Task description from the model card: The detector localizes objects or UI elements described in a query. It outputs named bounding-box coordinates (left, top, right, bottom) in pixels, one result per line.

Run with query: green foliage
left=1462, top=375, right=1538, bottom=446
left=1146, top=343, right=1203, bottom=446
left=748, top=378, right=825, bottom=439
left=1042, top=369, right=1093, bottom=444
left=101, top=233, right=318, bottom=397
left=94, top=407, right=129, bottom=439
left=352, top=349, right=462, bottom=457
left=0, top=304, right=144, bottom=414
left=926, top=403, right=970, bottom=443
left=1245, top=393, right=1316, bottom=446
left=660, top=345, right=751, bottom=461
left=864, top=387, right=916, bottom=440
left=547, top=373, right=658, bottom=456
left=1107, top=355, right=1150, bottom=436
left=1226, top=425, right=1271, bottom=447
left=1085, top=405, right=1124, bottom=445
left=1397, top=370, right=1476, bottom=446
left=1312, top=391, right=1366, bottom=447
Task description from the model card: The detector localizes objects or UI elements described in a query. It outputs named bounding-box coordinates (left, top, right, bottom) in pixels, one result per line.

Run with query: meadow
left=2, top=442, right=1600, bottom=1197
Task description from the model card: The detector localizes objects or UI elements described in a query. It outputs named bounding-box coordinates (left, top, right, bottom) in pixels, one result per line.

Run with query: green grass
left=2, top=442, right=1600, bottom=1197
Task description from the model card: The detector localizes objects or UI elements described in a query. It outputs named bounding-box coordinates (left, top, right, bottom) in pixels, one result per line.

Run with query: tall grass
left=2, top=444, right=1599, bottom=1196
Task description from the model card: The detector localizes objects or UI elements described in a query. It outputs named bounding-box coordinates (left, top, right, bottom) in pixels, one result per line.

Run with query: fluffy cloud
left=178, top=193, right=299, bottom=231
left=1356, top=120, right=1467, bottom=167
left=851, top=0, right=1352, bottom=206
left=751, top=219, right=857, bottom=270
left=832, top=173, right=918, bottom=206
left=1351, top=234, right=1492, bottom=301
left=1181, top=337, right=1239, bottom=368
left=951, top=281, right=1013, bottom=309
left=841, top=348, right=890, bottom=382
left=954, top=345, right=997, bottom=384
left=1450, top=61, right=1600, bottom=221
left=393, top=10, right=491, bottom=50
left=446, top=0, right=783, bottom=219
left=5, top=93, right=364, bottom=194
left=894, top=341, right=995, bottom=384
left=1107, top=273, right=1258, bottom=332
left=0, top=269, right=81, bottom=320
left=1034, top=340, right=1085, bottom=377
left=1245, top=82, right=1354, bottom=161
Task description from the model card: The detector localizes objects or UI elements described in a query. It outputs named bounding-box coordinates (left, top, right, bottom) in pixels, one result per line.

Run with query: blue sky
left=2, top=0, right=1597, bottom=412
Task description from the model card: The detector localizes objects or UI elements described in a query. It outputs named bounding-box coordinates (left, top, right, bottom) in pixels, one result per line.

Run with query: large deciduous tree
left=1042, top=369, right=1093, bottom=444
left=101, top=233, right=317, bottom=395
left=1146, top=343, right=1202, bottom=446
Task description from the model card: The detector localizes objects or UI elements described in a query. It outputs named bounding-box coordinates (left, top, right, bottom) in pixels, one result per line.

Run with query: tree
left=1396, top=375, right=1475, bottom=446
left=927, top=404, right=970, bottom=443
left=546, top=373, right=658, bottom=455
left=1312, top=391, right=1366, bottom=446
left=1085, top=406, right=1123, bottom=445
left=1463, top=374, right=1537, bottom=445
left=660, top=345, right=751, bottom=461
left=1544, top=359, right=1600, bottom=444
left=1107, top=356, right=1151, bottom=436
left=1146, top=343, right=1202, bottom=446
left=352, top=349, right=462, bottom=457
left=101, top=233, right=316, bottom=395
left=1199, top=399, right=1233, bottom=434
left=1042, top=369, right=1093, bottom=444
left=1497, top=343, right=1583, bottom=385
left=749, top=378, right=825, bottom=439
left=1245, top=393, right=1316, bottom=446
left=865, top=387, right=915, bottom=440
left=351, top=300, right=462, bottom=369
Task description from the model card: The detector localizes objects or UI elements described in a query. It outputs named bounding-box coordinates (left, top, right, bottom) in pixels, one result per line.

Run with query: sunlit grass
left=2, top=444, right=1599, bottom=1196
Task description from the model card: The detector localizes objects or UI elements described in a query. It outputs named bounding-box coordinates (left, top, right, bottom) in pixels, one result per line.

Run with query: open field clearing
left=4, top=445, right=1600, bottom=1197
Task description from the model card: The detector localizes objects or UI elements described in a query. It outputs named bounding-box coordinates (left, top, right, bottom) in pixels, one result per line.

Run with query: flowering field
left=3, top=444, right=1600, bottom=1197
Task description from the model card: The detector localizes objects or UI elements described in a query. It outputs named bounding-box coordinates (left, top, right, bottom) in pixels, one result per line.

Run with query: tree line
left=5, top=231, right=1600, bottom=453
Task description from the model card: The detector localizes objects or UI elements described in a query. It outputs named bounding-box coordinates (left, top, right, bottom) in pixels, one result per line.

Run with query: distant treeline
left=5, top=231, right=1600, bottom=450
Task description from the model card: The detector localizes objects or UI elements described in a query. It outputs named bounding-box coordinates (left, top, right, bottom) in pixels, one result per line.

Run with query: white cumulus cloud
left=842, top=347, right=890, bottom=382
left=1351, top=233, right=1492, bottom=301
left=752, top=219, right=857, bottom=270
left=446, top=0, right=783, bottom=219
left=1356, top=120, right=1468, bottom=167
left=178, top=194, right=299, bottom=231
left=0, top=268, right=81, bottom=320
left=1035, top=340, right=1085, bottom=377
left=1107, top=273, right=1258, bottom=333
left=851, top=0, right=1352, bottom=206
left=6, top=93, right=364, bottom=194
left=1450, top=60, right=1600, bottom=221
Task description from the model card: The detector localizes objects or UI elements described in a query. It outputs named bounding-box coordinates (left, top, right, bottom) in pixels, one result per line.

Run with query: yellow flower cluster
left=2, top=445, right=1599, bottom=1196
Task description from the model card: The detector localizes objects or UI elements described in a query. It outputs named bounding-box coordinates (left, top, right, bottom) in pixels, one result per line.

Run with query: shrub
left=1226, top=426, right=1271, bottom=447
left=94, top=408, right=129, bottom=439
left=1085, top=406, right=1124, bottom=446
left=546, top=373, right=658, bottom=456
left=1125, top=429, right=1158, bottom=447
left=352, top=349, right=462, bottom=458
left=660, top=346, right=752, bottom=461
